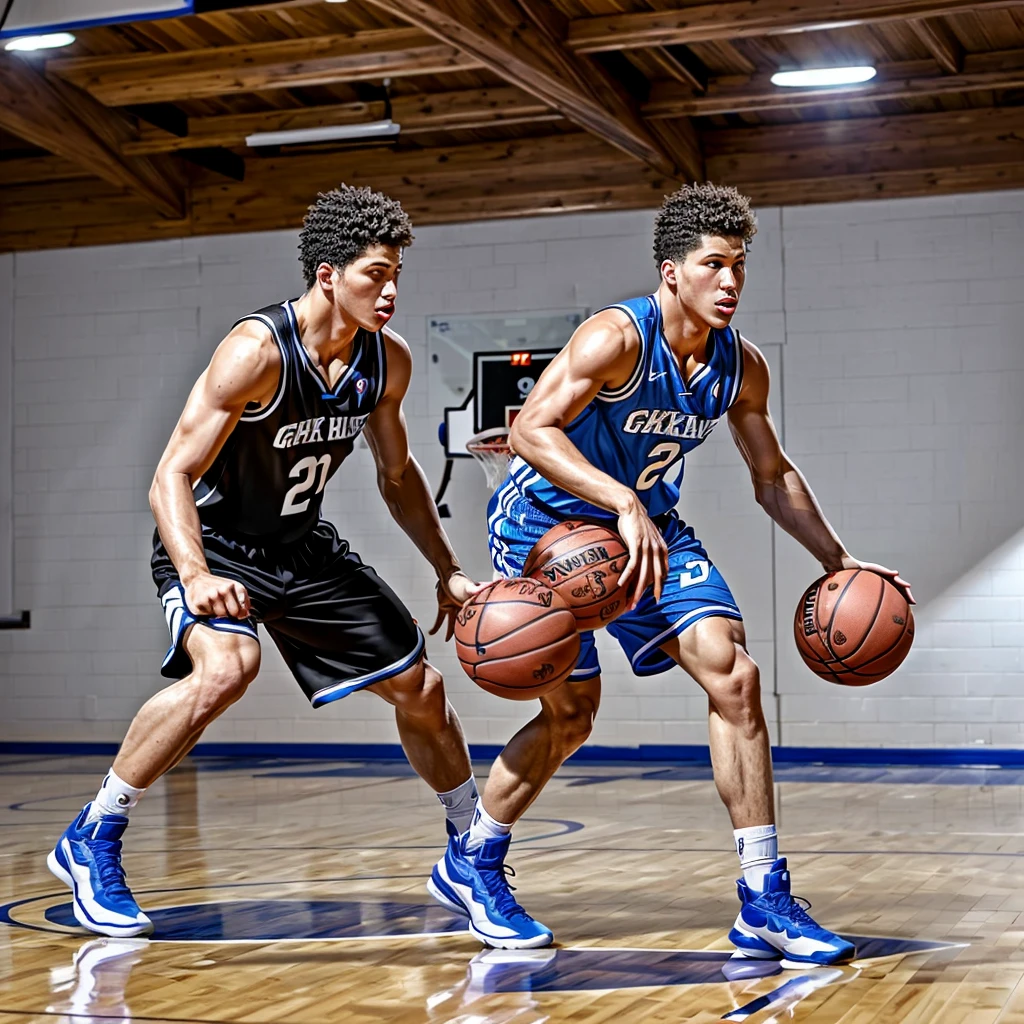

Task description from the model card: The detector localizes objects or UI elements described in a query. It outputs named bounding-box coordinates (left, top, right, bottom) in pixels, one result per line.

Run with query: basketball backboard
left=428, top=310, right=585, bottom=460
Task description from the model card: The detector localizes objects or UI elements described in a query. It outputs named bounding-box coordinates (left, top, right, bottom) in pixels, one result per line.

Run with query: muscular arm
left=727, top=339, right=848, bottom=569
left=148, top=323, right=279, bottom=614
left=508, top=310, right=640, bottom=516
left=509, top=310, right=668, bottom=601
left=363, top=329, right=462, bottom=584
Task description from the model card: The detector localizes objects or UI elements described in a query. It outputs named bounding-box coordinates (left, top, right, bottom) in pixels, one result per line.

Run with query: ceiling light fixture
left=4, top=32, right=76, bottom=52
left=770, top=65, right=877, bottom=88
left=245, top=119, right=401, bottom=147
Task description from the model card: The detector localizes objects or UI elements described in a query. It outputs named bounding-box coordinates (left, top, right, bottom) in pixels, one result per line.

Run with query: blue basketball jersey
left=506, top=293, right=745, bottom=519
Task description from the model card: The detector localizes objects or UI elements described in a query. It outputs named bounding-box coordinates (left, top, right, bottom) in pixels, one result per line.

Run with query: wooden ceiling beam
left=362, top=0, right=691, bottom=180
left=45, top=29, right=482, bottom=106
left=569, top=0, right=1024, bottom=53
left=646, top=46, right=708, bottom=93
left=645, top=48, right=1024, bottom=118
left=908, top=17, right=965, bottom=74
left=0, top=155, right=93, bottom=186
left=702, top=104, right=1024, bottom=155
left=740, top=162, right=1024, bottom=207
left=0, top=55, right=184, bottom=218
left=121, top=86, right=558, bottom=155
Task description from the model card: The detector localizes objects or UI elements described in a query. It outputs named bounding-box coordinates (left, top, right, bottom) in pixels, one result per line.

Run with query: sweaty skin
left=117, top=245, right=479, bottom=791
left=485, top=234, right=914, bottom=831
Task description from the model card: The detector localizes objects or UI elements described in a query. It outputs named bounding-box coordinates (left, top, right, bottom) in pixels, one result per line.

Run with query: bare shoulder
left=382, top=325, right=412, bottom=367
left=568, top=307, right=640, bottom=377
left=206, top=318, right=282, bottom=408
left=736, top=334, right=770, bottom=403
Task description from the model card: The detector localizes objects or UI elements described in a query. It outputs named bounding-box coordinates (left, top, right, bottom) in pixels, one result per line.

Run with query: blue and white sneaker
left=729, top=858, right=854, bottom=966
left=47, top=804, right=153, bottom=938
left=427, top=833, right=553, bottom=949
left=430, top=821, right=469, bottom=918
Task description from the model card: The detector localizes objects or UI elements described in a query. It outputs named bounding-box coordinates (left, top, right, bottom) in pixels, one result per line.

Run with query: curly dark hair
left=653, top=182, right=757, bottom=266
left=298, top=184, right=414, bottom=287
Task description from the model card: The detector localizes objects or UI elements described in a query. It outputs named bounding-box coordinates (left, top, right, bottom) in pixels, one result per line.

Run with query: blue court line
left=5, top=741, right=1024, bottom=768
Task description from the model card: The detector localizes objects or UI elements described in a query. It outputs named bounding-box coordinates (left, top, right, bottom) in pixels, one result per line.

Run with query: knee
left=550, top=692, right=598, bottom=758
left=193, top=643, right=260, bottom=716
left=707, top=657, right=762, bottom=731
left=390, top=662, right=450, bottom=729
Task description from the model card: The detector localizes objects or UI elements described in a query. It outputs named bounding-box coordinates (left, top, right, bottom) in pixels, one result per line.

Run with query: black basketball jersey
left=193, top=300, right=386, bottom=544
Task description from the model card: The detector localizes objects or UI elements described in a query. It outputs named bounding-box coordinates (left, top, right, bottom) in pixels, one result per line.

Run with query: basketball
left=454, top=578, right=580, bottom=700
left=794, top=569, right=915, bottom=686
left=523, top=520, right=632, bottom=630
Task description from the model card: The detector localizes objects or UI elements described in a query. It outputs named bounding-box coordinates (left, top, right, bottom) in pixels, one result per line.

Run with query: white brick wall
left=0, top=254, right=12, bottom=615
left=0, top=191, right=1022, bottom=751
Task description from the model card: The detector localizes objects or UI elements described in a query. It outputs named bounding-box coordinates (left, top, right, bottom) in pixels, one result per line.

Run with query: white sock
left=465, top=801, right=513, bottom=852
left=86, top=769, right=146, bottom=823
left=436, top=776, right=478, bottom=835
left=734, top=824, right=778, bottom=892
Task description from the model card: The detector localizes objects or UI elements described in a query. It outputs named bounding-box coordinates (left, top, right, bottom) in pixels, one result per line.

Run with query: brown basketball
left=454, top=578, right=580, bottom=700
left=523, top=520, right=632, bottom=631
left=794, top=569, right=915, bottom=686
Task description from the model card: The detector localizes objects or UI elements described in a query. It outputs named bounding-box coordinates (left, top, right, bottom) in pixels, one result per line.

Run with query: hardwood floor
left=2, top=754, right=1022, bottom=1023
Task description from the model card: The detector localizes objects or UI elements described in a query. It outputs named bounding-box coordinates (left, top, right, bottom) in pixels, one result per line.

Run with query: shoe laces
left=762, top=890, right=814, bottom=925
left=89, top=837, right=133, bottom=900
left=478, top=862, right=529, bottom=921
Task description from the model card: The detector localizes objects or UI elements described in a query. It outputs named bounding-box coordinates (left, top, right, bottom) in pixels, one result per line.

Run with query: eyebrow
left=703, top=251, right=744, bottom=260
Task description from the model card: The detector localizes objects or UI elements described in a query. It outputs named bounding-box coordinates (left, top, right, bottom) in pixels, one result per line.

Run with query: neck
left=293, top=287, right=361, bottom=365
left=657, top=281, right=711, bottom=359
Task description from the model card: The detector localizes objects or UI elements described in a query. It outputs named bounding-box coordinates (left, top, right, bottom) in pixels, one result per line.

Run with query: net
left=466, top=427, right=512, bottom=490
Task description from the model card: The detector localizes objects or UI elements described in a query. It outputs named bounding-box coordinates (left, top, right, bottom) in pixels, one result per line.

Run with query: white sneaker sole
left=47, top=849, right=153, bottom=939
left=426, top=875, right=469, bottom=917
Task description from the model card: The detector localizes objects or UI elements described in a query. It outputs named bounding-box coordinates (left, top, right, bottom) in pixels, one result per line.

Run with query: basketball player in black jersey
left=47, top=186, right=482, bottom=938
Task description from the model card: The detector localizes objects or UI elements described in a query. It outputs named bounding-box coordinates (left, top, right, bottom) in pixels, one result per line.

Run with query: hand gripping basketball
left=794, top=569, right=915, bottom=686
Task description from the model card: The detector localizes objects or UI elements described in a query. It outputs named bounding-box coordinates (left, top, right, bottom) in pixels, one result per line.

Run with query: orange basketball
left=523, top=520, right=632, bottom=630
left=794, top=569, right=915, bottom=686
left=454, top=579, right=580, bottom=700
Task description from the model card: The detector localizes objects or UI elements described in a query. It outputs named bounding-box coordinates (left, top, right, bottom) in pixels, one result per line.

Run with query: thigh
left=267, top=523, right=424, bottom=709
left=153, top=527, right=269, bottom=680
left=606, top=516, right=743, bottom=676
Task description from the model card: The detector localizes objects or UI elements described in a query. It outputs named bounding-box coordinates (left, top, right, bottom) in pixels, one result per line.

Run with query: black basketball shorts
left=151, top=521, right=425, bottom=708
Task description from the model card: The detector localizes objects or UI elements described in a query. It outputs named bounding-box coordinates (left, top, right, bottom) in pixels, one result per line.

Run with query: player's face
left=664, top=235, right=746, bottom=330
left=329, top=244, right=402, bottom=331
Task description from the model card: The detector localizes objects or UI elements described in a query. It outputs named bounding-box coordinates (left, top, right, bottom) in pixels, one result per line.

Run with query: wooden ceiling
left=3, top=0, right=1024, bottom=251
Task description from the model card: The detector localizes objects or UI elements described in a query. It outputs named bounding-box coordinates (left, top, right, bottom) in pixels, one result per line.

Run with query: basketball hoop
left=466, top=427, right=512, bottom=490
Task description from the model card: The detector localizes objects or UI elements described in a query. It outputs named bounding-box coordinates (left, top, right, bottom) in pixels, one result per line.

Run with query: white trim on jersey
left=595, top=299, right=649, bottom=404
left=727, top=329, right=745, bottom=410
left=631, top=603, right=743, bottom=667
left=374, top=330, right=386, bottom=404
left=687, top=363, right=713, bottom=391
left=310, top=629, right=425, bottom=708
left=238, top=310, right=289, bottom=422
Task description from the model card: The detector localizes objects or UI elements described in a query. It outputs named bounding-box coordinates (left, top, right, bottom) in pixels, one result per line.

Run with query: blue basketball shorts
left=487, top=491, right=742, bottom=679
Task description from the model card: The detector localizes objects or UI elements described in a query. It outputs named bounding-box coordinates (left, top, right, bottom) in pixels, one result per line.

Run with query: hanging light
left=770, top=66, right=877, bottom=88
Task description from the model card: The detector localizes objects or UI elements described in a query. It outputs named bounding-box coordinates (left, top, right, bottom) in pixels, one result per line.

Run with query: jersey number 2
left=281, top=455, right=331, bottom=515
left=636, top=442, right=681, bottom=491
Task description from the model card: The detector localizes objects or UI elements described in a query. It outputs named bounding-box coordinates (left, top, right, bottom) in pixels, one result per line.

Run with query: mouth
left=375, top=305, right=395, bottom=321
left=714, top=298, right=737, bottom=316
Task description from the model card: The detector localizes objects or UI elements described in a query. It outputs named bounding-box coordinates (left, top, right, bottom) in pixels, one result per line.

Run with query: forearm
left=513, top=424, right=638, bottom=516
left=756, top=464, right=848, bottom=570
left=379, top=457, right=461, bottom=580
left=149, top=470, right=211, bottom=585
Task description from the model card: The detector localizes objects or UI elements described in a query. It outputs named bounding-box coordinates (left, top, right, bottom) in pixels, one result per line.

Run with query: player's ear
left=660, top=259, right=678, bottom=287
left=315, top=262, right=336, bottom=294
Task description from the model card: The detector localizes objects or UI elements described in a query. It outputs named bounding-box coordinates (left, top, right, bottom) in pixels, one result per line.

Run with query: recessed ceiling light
left=770, top=66, right=877, bottom=88
left=245, top=120, right=401, bottom=147
left=4, top=32, right=76, bottom=52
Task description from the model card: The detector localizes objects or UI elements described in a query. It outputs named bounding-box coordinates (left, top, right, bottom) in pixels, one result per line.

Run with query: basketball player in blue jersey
left=429, top=183, right=914, bottom=958
left=47, top=185, right=483, bottom=938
